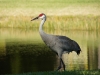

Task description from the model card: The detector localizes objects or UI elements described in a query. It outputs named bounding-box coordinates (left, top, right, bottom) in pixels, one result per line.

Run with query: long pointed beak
left=31, top=16, right=38, bottom=21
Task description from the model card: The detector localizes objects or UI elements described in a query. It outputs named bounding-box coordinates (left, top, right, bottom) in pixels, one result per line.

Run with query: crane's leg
left=61, top=58, right=65, bottom=71
left=56, top=57, right=65, bottom=71
left=56, top=51, right=62, bottom=71
left=56, top=51, right=65, bottom=71
left=56, top=58, right=62, bottom=71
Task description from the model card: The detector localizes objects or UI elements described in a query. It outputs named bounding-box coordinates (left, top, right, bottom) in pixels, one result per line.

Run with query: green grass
left=6, top=70, right=100, bottom=75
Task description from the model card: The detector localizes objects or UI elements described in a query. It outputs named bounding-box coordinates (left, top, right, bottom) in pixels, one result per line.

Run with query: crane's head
left=31, top=13, right=46, bottom=21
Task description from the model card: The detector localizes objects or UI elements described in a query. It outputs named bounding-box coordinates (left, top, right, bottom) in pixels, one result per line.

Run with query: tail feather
left=72, top=40, right=81, bottom=55
left=77, top=50, right=81, bottom=55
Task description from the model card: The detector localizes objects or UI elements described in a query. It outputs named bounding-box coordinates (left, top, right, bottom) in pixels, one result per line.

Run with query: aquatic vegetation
left=0, top=15, right=100, bottom=30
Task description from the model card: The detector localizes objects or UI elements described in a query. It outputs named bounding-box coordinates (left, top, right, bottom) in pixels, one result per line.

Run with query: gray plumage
left=31, top=13, right=81, bottom=71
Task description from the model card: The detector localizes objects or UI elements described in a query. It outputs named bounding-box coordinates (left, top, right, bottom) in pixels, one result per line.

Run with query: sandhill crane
left=31, top=13, right=81, bottom=71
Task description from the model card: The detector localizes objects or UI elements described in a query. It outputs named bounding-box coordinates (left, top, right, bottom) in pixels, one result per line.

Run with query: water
left=0, top=28, right=100, bottom=74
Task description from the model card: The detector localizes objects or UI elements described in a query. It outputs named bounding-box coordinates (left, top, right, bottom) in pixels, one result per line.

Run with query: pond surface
left=0, top=28, right=100, bottom=74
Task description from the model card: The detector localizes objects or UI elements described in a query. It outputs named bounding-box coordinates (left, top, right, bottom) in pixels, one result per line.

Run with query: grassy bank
left=0, top=15, right=100, bottom=30
left=0, top=0, right=100, bottom=30
left=6, top=70, right=100, bottom=75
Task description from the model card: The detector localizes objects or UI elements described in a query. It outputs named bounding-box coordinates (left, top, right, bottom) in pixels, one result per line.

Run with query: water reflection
left=0, top=28, right=100, bottom=74
left=88, top=41, right=98, bottom=70
left=0, top=42, right=56, bottom=74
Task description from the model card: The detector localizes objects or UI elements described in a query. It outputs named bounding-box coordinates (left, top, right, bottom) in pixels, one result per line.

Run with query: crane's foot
left=56, top=66, right=61, bottom=71
left=56, top=66, right=66, bottom=71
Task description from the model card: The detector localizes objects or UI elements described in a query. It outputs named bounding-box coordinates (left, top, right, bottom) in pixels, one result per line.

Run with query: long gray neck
left=39, top=18, right=46, bottom=35
left=39, top=17, right=51, bottom=43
